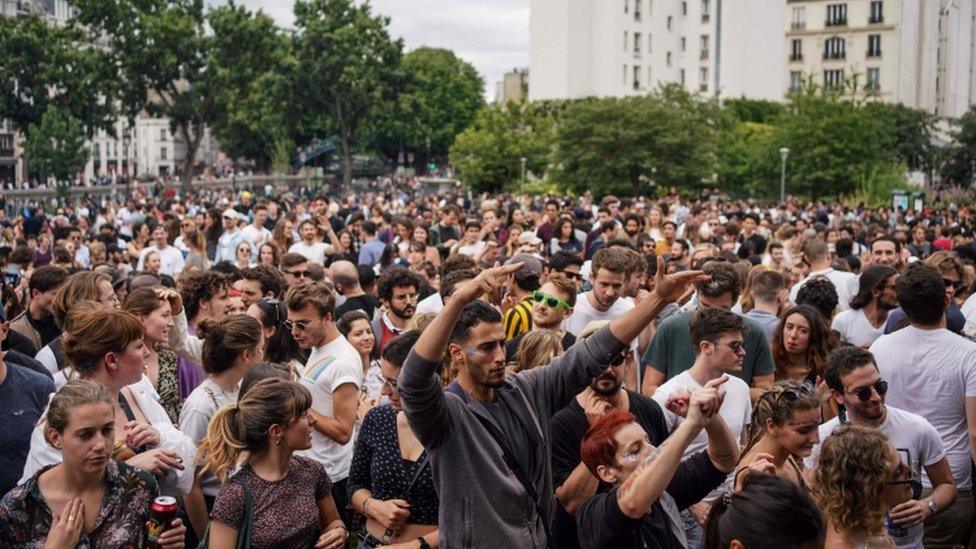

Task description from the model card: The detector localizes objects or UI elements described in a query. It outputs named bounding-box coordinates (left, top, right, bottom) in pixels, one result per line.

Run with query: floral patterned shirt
left=0, top=461, right=158, bottom=548
left=156, top=345, right=181, bottom=424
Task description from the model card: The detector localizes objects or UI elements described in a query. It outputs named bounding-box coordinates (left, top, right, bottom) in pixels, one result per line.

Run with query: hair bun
left=196, top=318, right=221, bottom=341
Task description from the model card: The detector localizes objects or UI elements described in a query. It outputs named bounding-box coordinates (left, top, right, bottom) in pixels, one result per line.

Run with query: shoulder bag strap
left=404, top=452, right=430, bottom=496
left=470, top=412, right=553, bottom=549
left=232, top=476, right=254, bottom=549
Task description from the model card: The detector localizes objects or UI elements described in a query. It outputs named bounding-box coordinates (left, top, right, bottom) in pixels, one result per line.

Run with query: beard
left=591, top=372, right=622, bottom=397
left=390, top=303, right=415, bottom=320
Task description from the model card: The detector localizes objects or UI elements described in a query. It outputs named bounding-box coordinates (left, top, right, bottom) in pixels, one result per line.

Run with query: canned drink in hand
left=146, top=496, right=178, bottom=548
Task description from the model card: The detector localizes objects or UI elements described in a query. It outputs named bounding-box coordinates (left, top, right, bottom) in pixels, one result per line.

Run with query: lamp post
left=122, top=128, right=131, bottom=179
left=520, top=157, right=527, bottom=187
left=778, top=147, right=790, bottom=203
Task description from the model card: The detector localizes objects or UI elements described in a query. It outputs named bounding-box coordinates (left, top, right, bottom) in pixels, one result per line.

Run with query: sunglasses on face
left=944, top=278, right=964, bottom=292
left=846, top=379, right=888, bottom=402
left=713, top=339, right=745, bottom=353
left=286, top=270, right=311, bottom=279
left=533, top=290, right=571, bottom=310
left=375, top=372, right=398, bottom=393
left=283, top=319, right=311, bottom=331
left=558, top=269, right=582, bottom=281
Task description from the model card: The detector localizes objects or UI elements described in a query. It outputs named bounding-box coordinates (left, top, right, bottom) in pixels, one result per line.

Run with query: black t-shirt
left=550, top=390, right=669, bottom=549
left=334, top=294, right=378, bottom=321
left=28, top=313, right=60, bottom=349
left=505, top=331, right=577, bottom=363
left=576, top=451, right=727, bottom=549
left=483, top=386, right=542, bottom=486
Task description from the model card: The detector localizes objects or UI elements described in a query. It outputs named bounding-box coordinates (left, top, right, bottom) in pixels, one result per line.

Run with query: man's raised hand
left=652, top=255, right=709, bottom=303
left=454, top=262, right=523, bottom=305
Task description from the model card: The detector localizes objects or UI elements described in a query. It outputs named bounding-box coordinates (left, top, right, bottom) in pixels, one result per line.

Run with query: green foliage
left=371, top=47, right=485, bottom=169
left=23, top=106, right=89, bottom=182
left=842, top=162, right=909, bottom=208
left=865, top=102, right=937, bottom=172
left=449, top=102, right=557, bottom=193
left=716, top=121, right=779, bottom=198
left=206, top=2, right=295, bottom=172
left=723, top=97, right=786, bottom=124
left=292, top=0, right=403, bottom=183
left=0, top=15, right=117, bottom=137
left=942, top=106, right=976, bottom=187
left=552, top=85, right=718, bottom=196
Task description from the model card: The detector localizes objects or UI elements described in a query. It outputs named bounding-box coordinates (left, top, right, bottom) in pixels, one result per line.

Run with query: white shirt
left=240, top=224, right=272, bottom=250
left=416, top=292, right=443, bottom=315
left=456, top=241, right=486, bottom=258
left=831, top=308, right=890, bottom=348
left=179, top=378, right=238, bottom=496
left=137, top=244, right=186, bottom=277
left=789, top=268, right=857, bottom=312
left=871, top=326, right=976, bottom=490
left=653, top=370, right=752, bottom=457
left=215, top=228, right=244, bottom=264
left=289, top=241, right=330, bottom=265
left=21, top=375, right=196, bottom=496
left=296, top=336, right=363, bottom=481
left=563, top=293, right=635, bottom=337
left=805, top=406, right=945, bottom=549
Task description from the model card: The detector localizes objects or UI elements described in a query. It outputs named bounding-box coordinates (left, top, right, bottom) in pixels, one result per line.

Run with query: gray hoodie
left=398, top=325, right=626, bottom=549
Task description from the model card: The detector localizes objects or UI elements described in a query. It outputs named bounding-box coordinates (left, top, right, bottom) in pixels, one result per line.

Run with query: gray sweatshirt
left=398, top=325, right=626, bottom=549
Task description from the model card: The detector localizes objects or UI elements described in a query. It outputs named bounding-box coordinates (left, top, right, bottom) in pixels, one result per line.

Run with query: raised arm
left=610, top=257, right=708, bottom=345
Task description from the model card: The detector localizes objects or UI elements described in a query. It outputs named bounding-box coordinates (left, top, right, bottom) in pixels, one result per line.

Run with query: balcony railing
left=701, top=13, right=710, bottom=23
left=825, top=18, right=847, bottom=27
left=791, top=21, right=806, bottom=29
left=867, top=50, right=881, bottom=58
left=700, top=50, right=709, bottom=60
left=790, top=53, right=803, bottom=62
left=699, top=83, right=708, bottom=92
left=823, top=52, right=846, bottom=60
left=868, top=15, right=883, bottom=24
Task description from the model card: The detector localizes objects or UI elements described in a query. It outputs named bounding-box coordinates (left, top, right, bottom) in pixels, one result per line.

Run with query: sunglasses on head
left=887, top=448, right=923, bottom=500
left=773, top=382, right=814, bottom=405
left=533, top=290, right=571, bottom=310
left=847, top=379, right=887, bottom=402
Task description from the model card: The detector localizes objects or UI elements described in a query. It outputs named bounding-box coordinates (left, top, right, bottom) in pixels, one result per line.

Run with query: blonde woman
left=513, top=330, right=564, bottom=372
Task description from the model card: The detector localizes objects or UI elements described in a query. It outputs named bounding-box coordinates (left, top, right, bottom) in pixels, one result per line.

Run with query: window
left=826, top=4, right=847, bottom=26
left=790, top=71, right=803, bottom=93
left=823, top=36, right=845, bottom=60
left=624, top=0, right=629, bottom=13
left=680, top=69, right=686, bottom=86
left=869, top=0, right=883, bottom=23
left=682, top=1, right=687, bottom=15
left=648, top=66, right=653, bottom=86
left=667, top=15, right=673, bottom=30
left=700, top=35, right=709, bottom=59
left=791, top=39, right=803, bottom=61
left=634, top=32, right=642, bottom=55
left=867, top=34, right=881, bottom=57
left=93, top=143, right=100, bottom=157
left=701, top=0, right=710, bottom=22
left=667, top=51, right=673, bottom=66
left=624, top=31, right=629, bottom=51
left=866, top=68, right=880, bottom=91
left=823, top=68, right=844, bottom=90
left=634, top=66, right=642, bottom=90
left=623, top=64, right=628, bottom=85
left=681, top=37, right=686, bottom=51
left=699, top=67, right=708, bottom=92
left=160, top=147, right=168, bottom=160
left=160, top=129, right=167, bottom=141
left=792, top=7, right=806, bottom=29
left=634, top=0, right=642, bottom=20
left=648, top=34, right=653, bottom=53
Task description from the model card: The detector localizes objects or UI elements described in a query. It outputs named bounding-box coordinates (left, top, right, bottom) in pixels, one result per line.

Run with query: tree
left=716, top=121, right=779, bottom=197
left=372, top=47, right=485, bottom=171
left=23, top=106, right=89, bottom=183
left=0, top=15, right=117, bottom=137
left=865, top=102, right=937, bottom=173
left=206, top=2, right=294, bottom=172
left=292, top=0, right=402, bottom=184
left=552, top=85, right=718, bottom=196
left=72, top=0, right=214, bottom=190
left=723, top=97, right=786, bottom=124
left=449, top=101, right=558, bottom=192
left=942, top=106, right=976, bottom=187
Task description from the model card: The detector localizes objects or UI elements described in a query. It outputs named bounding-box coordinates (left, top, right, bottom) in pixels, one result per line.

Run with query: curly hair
left=377, top=267, right=422, bottom=303
left=179, top=271, right=230, bottom=320
left=744, top=380, right=821, bottom=454
left=813, top=425, right=892, bottom=537
left=795, top=276, right=839, bottom=320
left=770, top=305, right=837, bottom=381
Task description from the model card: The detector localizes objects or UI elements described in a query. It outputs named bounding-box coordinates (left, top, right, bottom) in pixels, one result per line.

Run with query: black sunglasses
left=286, top=270, right=311, bottom=278
left=259, top=298, right=285, bottom=324
left=944, top=278, right=964, bottom=292
left=887, top=448, right=923, bottom=501
left=847, top=379, right=888, bottom=402
left=558, top=269, right=582, bottom=281
left=774, top=382, right=814, bottom=405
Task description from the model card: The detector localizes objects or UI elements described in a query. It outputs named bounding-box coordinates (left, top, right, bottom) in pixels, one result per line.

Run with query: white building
left=786, top=0, right=976, bottom=118
left=530, top=0, right=976, bottom=118
left=495, top=68, right=530, bottom=103
left=529, top=0, right=786, bottom=101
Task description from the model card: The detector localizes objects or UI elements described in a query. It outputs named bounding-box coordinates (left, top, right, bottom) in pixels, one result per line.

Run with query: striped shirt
left=503, top=296, right=534, bottom=341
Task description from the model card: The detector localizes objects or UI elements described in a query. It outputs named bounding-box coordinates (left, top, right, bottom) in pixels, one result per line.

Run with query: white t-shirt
left=297, top=336, right=363, bottom=481
left=563, top=293, right=635, bottom=337
left=804, top=406, right=945, bottom=549
left=456, top=241, right=486, bottom=258
left=652, top=370, right=752, bottom=457
left=289, top=241, right=329, bottom=265
left=789, top=268, right=857, bottom=312
left=179, top=378, right=238, bottom=496
left=831, top=308, right=890, bottom=348
left=137, top=244, right=186, bottom=277
left=240, top=224, right=272, bottom=250
left=871, top=326, right=976, bottom=490
left=416, top=292, right=443, bottom=315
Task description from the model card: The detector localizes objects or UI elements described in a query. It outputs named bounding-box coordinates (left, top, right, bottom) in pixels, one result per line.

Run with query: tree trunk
left=179, top=123, right=205, bottom=195
left=340, top=132, right=352, bottom=185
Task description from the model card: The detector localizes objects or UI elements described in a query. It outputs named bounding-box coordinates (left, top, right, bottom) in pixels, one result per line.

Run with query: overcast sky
left=233, top=0, right=530, bottom=99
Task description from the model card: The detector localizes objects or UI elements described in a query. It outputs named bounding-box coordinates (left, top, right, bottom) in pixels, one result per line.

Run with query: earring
left=275, top=438, right=283, bottom=446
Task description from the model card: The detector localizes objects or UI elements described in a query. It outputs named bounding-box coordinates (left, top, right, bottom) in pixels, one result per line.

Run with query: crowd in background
left=0, top=182, right=972, bottom=548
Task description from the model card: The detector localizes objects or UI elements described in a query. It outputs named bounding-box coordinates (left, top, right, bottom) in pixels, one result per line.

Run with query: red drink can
left=146, top=496, right=178, bottom=548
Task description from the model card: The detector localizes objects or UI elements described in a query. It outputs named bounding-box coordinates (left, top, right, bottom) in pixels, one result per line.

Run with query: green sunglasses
left=533, top=290, right=571, bottom=310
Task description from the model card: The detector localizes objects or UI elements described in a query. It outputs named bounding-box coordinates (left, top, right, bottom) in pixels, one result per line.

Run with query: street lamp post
left=779, top=147, right=790, bottom=203
left=520, top=157, right=527, bottom=187
left=122, top=128, right=131, bottom=179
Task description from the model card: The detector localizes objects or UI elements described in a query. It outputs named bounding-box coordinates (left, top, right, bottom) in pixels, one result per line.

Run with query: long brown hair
left=813, top=425, right=892, bottom=536
left=52, top=271, right=111, bottom=328
left=770, top=305, right=836, bottom=381
left=62, top=308, right=144, bottom=376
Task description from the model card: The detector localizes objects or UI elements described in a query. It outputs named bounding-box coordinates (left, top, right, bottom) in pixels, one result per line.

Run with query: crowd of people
left=0, top=183, right=973, bottom=548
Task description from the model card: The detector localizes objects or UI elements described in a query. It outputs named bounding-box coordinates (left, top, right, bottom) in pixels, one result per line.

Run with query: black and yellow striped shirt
left=503, top=296, right=534, bottom=341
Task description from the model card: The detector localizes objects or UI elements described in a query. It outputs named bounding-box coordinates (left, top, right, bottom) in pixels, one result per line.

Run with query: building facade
left=530, top=0, right=975, bottom=118
left=495, top=68, right=530, bottom=103
left=529, top=0, right=785, bottom=101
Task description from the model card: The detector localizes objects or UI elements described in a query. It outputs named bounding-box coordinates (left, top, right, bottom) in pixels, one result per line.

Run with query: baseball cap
left=518, top=232, right=543, bottom=247
left=505, top=253, right=543, bottom=279
left=222, top=208, right=239, bottom=221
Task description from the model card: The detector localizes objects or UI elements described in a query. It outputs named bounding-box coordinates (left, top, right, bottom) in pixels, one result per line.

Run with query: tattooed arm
left=703, top=416, right=739, bottom=473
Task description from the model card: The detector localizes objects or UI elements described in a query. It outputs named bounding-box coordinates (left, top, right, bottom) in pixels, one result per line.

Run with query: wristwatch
left=926, top=497, right=938, bottom=516
left=417, top=537, right=431, bottom=549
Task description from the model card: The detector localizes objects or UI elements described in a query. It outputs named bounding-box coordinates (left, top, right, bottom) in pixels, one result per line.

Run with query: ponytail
left=196, top=405, right=246, bottom=483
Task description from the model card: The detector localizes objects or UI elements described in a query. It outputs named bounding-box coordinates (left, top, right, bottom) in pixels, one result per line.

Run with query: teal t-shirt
left=641, top=310, right=775, bottom=384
